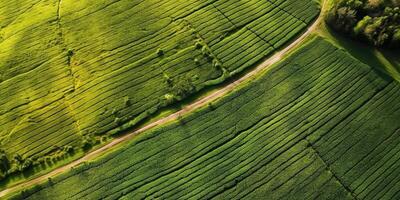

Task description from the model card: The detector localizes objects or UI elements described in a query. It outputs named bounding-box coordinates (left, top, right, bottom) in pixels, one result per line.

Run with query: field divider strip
left=304, top=138, right=359, bottom=200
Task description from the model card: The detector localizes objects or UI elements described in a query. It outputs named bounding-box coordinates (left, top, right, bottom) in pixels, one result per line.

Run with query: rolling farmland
left=9, top=37, right=400, bottom=199
left=0, top=0, right=319, bottom=177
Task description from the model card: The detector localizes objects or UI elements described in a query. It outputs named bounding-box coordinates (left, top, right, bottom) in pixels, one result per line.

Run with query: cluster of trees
left=326, top=0, right=400, bottom=47
left=81, top=134, right=101, bottom=151
left=162, top=73, right=198, bottom=106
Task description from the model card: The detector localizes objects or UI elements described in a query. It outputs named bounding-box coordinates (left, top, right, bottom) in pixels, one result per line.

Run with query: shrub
left=66, top=49, right=74, bottom=65
left=63, top=145, right=74, bottom=154
left=156, top=48, right=164, bottom=56
left=123, top=96, right=131, bottom=106
left=81, top=139, right=92, bottom=151
left=163, top=73, right=173, bottom=86
left=195, top=42, right=203, bottom=49
left=20, top=158, right=33, bottom=171
left=194, top=58, right=200, bottom=65
left=0, top=150, right=10, bottom=175
left=207, top=102, right=216, bottom=111
left=163, top=93, right=176, bottom=105
left=114, top=117, right=123, bottom=125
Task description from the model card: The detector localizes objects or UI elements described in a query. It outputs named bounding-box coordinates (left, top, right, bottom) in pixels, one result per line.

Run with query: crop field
left=0, top=0, right=319, bottom=172
left=10, top=37, right=400, bottom=199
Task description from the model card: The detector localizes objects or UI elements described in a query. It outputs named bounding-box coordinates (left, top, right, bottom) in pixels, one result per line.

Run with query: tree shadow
left=319, top=23, right=396, bottom=82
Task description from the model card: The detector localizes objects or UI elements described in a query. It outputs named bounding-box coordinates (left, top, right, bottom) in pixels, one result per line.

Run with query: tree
left=327, top=6, right=358, bottom=33
left=392, top=28, right=400, bottom=46
left=20, top=158, right=33, bottom=171
left=354, top=15, right=372, bottom=35
left=0, top=150, right=10, bottom=177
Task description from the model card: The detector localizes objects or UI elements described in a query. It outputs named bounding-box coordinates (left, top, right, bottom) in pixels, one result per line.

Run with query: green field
left=3, top=0, right=400, bottom=198
left=0, top=0, right=319, bottom=179
left=9, top=37, right=400, bottom=199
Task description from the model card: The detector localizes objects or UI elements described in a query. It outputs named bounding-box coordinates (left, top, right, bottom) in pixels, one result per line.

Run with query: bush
left=81, top=139, right=93, bottom=151
left=20, top=158, right=33, bottom=171
left=63, top=145, right=74, bottom=154
left=156, top=48, right=164, bottom=56
left=67, top=49, right=74, bottom=65
left=195, top=41, right=203, bottom=49
left=172, top=78, right=196, bottom=100
left=207, top=102, right=216, bottom=111
left=194, top=58, right=200, bottom=65
left=123, top=96, right=131, bottom=106
left=0, top=150, right=10, bottom=175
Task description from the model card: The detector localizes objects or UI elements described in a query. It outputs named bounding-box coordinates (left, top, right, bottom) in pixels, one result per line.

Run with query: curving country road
left=0, top=0, right=328, bottom=198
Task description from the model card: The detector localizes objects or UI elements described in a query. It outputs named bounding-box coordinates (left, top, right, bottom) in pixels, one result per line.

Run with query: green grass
left=9, top=37, right=400, bottom=199
left=0, top=0, right=319, bottom=183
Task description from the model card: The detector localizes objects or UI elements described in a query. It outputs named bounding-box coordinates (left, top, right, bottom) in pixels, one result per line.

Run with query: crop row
left=11, top=37, right=400, bottom=199
left=61, top=0, right=319, bottom=140
left=0, top=0, right=319, bottom=179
